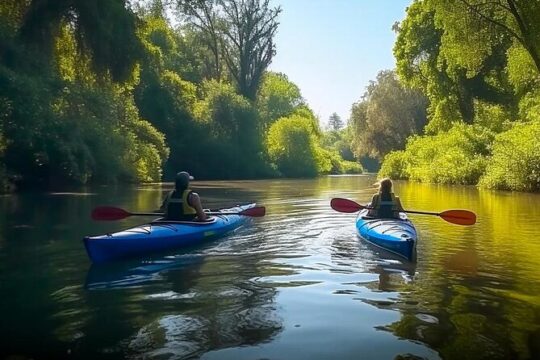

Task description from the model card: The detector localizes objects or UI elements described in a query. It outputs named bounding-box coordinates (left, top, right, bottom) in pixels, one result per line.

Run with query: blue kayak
left=356, top=209, right=418, bottom=261
left=84, top=203, right=256, bottom=263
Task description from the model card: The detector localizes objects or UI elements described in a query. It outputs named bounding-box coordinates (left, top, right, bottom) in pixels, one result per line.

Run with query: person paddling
left=160, top=171, right=208, bottom=221
left=367, top=178, right=405, bottom=219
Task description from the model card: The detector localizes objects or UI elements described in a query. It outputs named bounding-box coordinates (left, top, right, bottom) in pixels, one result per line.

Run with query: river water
left=1, top=175, right=539, bottom=360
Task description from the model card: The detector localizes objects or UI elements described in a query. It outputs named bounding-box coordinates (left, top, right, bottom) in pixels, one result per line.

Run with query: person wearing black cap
left=160, top=171, right=208, bottom=221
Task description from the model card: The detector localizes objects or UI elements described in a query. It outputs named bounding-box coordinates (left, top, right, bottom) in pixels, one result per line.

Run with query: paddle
left=91, top=205, right=266, bottom=221
left=330, top=198, right=476, bottom=226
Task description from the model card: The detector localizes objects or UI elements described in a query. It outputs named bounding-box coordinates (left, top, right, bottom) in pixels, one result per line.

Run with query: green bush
left=379, top=151, right=408, bottom=179
left=518, top=88, right=540, bottom=123
left=316, top=147, right=363, bottom=174
left=266, top=115, right=319, bottom=177
left=379, top=123, right=494, bottom=184
left=193, top=80, right=268, bottom=178
left=473, top=101, right=512, bottom=133
left=340, top=160, right=363, bottom=174
left=479, top=121, right=540, bottom=191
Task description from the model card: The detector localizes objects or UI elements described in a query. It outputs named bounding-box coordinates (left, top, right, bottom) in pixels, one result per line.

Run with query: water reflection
left=116, top=255, right=283, bottom=359
left=85, top=255, right=204, bottom=290
left=0, top=176, right=539, bottom=359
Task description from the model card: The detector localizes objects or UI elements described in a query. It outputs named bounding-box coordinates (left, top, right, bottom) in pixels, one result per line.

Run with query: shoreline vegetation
left=1, top=0, right=539, bottom=194
left=373, top=1, right=540, bottom=193
left=0, top=0, right=361, bottom=194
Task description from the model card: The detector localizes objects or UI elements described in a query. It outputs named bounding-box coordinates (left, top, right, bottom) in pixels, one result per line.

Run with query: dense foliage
left=379, top=123, right=494, bottom=184
left=267, top=112, right=362, bottom=177
left=479, top=120, right=540, bottom=192
left=0, top=0, right=359, bottom=191
left=370, top=0, right=540, bottom=192
left=0, top=0, right=166, bottom=189
left=349, top=70, right=428, bottom=161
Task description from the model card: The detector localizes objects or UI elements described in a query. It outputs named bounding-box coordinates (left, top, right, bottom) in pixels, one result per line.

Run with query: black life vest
left=165, top=189, right=197, bottom=221
left=372, top=192, right=398, bottom=218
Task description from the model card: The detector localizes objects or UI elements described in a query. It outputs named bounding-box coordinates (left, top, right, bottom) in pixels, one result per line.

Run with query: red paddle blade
left=91, top=206, right=132, bottom=221
left=240, top=206, right=266, bottom=217
left=330, top=198, right=365, bottom=213
left=439, top=210, right=477, bottom=225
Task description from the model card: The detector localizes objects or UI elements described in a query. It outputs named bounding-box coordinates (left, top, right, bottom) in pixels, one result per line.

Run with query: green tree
left=349, top=70, right=428, bottom=160
left=321, top=124, right=358, bottom=161
left=433, top=0, right=540, bottom=73
left=177, top=0, right=281, bottom=100
left=194, top=80, right=267, bottom=178
left=0, top=1, right=167, bottom=188
left=327, top=112, right=344, bottom=131
left=394, top=0, right=517, bottom=131
left=266, top=115, right=319, bottom=177
left=17, top=0, right=144, bottom=82
left=256, top=72, right=304, bottom=128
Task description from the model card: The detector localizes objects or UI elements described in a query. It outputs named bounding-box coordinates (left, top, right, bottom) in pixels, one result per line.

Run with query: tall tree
left=350, top=70, right=428, bottom=160
left=394, top=0, right=516, bottom=131
left=327, top=112, right=344, bottom=131
left=177, top=0, right=223, bottom=80
left=177, top=0, right=281, bottom=100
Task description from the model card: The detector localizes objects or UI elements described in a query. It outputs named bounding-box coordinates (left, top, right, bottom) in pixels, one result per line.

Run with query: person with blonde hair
left=367, top=178, right=405, bottom=218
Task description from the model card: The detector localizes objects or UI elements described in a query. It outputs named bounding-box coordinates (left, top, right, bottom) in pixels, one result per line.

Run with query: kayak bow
left=356, top=209, right=418, bottom=261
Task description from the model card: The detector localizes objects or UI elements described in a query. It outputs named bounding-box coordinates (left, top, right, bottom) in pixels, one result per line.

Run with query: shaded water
left=1, top=175, right=539, bottom=359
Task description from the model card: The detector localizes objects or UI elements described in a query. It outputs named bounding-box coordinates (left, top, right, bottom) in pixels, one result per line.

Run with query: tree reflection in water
left=84, top=253, right=283, bottom=359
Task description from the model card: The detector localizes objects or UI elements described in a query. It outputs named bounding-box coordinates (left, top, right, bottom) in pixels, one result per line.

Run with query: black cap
left=175, top=171, right=194, bottom=189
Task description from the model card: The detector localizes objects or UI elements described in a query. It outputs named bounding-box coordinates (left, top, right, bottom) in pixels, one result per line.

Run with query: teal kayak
left=356, top=209, right=418, bottom=261
left=84, top=203, right=256, bottom=263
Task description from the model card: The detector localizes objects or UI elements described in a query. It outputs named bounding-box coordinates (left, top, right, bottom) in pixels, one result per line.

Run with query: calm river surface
left=1, top=175, right=539, bottom=360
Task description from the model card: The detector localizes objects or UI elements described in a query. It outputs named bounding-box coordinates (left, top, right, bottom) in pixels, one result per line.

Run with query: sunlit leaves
left=0, top=0, right=27, bottom=40
left=480, top=120, right=540, bottom=191
left=266, top=115, right=319, bottom=177
left=430, top=0, right=502, bottom=78
left=256, top=72, right=304, bottom=128
left=380, top=123, right=494, bottom=184
left=507, top=42, right=539, bottom=94
left=350, top=70, right=428, bottom=160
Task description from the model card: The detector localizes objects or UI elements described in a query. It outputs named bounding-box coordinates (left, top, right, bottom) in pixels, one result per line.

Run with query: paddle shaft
left=127, top=211, right=254, bottom=216
left=358, top=204, right=451, bottom=217
left=330, top=198, right=476, bottom=225
left=91, top=205, right=265, bottom=221
left=366, top=207, right=466, bottom=220
left=361, top=206, right=439, bottom=216
left=400, top=209, right=440, bottom=216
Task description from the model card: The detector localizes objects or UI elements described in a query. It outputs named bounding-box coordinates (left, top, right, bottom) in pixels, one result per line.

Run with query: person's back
left=161, top=171, right=207, bottom=221
left=368, top=178, right=404, bottom=219
left=164, top=188, right=197, bottom=221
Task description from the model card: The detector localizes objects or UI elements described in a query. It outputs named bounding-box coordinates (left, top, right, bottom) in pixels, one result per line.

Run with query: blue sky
left=269, top=0, right=412, bottom=126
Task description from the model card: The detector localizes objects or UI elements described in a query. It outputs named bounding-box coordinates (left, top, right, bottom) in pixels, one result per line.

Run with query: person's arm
left=367, top=194, right=377, bottom=216
left=159, top=192, right=170, bottom=212
left=189, top=192, right=207, bottom=221
left=395, top=196, right=405, bottom=212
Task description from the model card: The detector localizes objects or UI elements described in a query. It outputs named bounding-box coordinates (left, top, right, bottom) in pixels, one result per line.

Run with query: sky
left=269, top=0, right=412, bottom=126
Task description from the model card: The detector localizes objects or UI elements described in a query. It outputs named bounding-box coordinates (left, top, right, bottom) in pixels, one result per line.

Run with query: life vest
left=372, top=192, right=399, bottom=218
left=165, top=189, right=197, bottom=221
